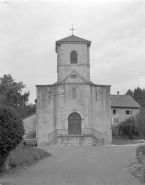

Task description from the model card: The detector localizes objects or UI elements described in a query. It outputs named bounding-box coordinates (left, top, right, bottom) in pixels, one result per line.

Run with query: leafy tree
left=118, top=117, right=140, bottom=139
left=126, top=89, right=133, bottom=97
left=0, top=74, right=29, bottom=107
left=17, top=104, right=36, bottom=118
left=136, top=109, right=145, bottom=137
left=0, top=104, right=24, bottom=172
left=134, top=87, right=145, bottom=108
left=0, top=74, right=36, bottom=118
left=126, top=87, right=145, bottom=109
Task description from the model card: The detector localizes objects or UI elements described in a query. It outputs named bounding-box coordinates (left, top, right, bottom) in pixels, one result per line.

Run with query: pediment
left=62, top=70, right=88, bottom=84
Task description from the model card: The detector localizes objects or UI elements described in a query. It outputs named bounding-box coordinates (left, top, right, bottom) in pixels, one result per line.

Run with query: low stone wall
left=48, top=136, right=101, bottom=146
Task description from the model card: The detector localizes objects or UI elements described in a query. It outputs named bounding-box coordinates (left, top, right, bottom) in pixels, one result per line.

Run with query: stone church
left=36, top=34, right=112, bottom=146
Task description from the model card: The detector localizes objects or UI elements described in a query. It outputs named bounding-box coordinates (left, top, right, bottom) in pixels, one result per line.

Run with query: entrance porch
left=47, top=128, right=104, bottom=146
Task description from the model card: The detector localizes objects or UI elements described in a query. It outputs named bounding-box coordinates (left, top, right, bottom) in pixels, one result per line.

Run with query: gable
left=62, top=70, right=88, bottom=84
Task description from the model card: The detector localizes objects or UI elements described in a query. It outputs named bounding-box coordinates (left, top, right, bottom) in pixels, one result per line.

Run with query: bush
left=0, top=104, right=24, bottom=172
left=136, top=110, right=145, bottom=138
left=4, top=145, right=50, bottom=170
left=118, top=116, right=140, bottom=139
left=111, top=124, right=119, bottom=138
left=136, top=144, right=145, bottom=163
left=135, top=144, right=145, bottom=181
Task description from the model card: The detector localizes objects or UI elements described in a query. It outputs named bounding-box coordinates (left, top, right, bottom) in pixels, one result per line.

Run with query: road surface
left=0, top=145, right=143, bottom=185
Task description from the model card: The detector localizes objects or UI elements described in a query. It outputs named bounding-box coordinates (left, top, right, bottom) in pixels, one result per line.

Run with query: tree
left=136, top=109, right=145, bottom=137
left=0, top=104, right=24, bottom=172
left=0, top=74, right=36, bottom=118
left=16, top=104, right=36, bottom=118
left=126, top=89, right=133, bottom=97
left=0, top=74, right=29, bottom=107
left=126, top=87, right=145, bottom=109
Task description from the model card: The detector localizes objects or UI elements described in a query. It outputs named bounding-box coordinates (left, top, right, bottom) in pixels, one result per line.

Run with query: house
left=111, top=91, right=141, bottom=125
left=36, top=34, right=112, bottom=146
left=22, top=113, right=36, bottom=138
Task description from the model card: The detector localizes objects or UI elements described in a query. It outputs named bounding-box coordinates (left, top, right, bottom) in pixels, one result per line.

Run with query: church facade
left=36, top=35, right=112, bottom=146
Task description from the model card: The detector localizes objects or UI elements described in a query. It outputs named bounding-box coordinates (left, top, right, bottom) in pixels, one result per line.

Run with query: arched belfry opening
left=70, top=50, right=77, bottom=64
left=68, top=112, right=81, bottom=135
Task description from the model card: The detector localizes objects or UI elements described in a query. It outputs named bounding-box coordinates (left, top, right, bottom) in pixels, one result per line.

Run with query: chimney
left=117, top=91, right=119, bottom=99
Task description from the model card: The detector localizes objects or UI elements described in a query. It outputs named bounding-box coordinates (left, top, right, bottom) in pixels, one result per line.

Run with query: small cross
left=70, top=25, right=75, bottom=35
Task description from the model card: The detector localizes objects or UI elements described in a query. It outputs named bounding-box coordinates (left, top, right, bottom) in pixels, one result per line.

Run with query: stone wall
left=48, top=136, right=100, bottom=146
left=57, top=43, right=90, bottom=81
left=37, top=86, right=58, bottom=145
left=63, top=84, right=89, bottom=130
left=36, top=83, right=112, bottom=145
left=90, top=85, right=112, bottom=144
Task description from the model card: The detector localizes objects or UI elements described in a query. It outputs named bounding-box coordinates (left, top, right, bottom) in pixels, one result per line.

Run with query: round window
left=71, top=75, right=77, bottom=79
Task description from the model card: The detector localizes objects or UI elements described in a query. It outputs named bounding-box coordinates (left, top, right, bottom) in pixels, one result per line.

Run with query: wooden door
left=68, top=112, right=81, bottom=135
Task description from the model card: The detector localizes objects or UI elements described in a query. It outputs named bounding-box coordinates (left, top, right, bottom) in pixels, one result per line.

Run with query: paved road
left=0, top=146, right=143, bottom=185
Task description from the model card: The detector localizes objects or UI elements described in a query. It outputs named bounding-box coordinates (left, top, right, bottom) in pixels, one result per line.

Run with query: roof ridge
left=56, top=35, right=91, bottom=43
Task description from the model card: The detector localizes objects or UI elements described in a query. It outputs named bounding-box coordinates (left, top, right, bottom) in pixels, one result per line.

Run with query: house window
left=113, top=118, right=118, bottom=124
left=113, top=109, right=116, bottom=114
left=125, top=110, right=132, bottom=115
left=70, top=50, right=77, bottom=64
left=72, top=87, right=76, bottom=99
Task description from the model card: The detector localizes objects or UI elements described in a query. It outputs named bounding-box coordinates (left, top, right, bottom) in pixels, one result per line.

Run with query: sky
left=0, top=0, right=145, bottom=103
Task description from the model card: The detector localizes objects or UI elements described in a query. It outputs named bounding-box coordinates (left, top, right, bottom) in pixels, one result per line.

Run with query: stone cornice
left=36, top=82, right=111, bottom=88
left=58, top=64, right=90, bottom=67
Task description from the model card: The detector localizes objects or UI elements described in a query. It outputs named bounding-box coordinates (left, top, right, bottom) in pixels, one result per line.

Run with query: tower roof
left=56, top=35, right=91, bottom=52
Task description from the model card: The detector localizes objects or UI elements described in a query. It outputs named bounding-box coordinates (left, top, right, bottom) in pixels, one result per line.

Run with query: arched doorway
left=68, top=112, right=81, bottom=135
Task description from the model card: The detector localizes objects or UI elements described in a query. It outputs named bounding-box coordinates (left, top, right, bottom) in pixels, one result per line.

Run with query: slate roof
left=56, top=35, right=91, bottom=52
left=111, top=95, right=141, bottom=108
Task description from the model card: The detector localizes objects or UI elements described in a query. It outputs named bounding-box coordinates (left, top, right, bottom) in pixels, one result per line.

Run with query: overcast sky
left=0, top=0, right=145, bottom=103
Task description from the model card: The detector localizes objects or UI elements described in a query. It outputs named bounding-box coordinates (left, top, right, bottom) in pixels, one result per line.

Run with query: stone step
left=47, top=136, right=102, bottom=146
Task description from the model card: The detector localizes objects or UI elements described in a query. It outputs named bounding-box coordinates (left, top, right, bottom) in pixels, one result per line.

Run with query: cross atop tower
left=69, top=25, right=75, bottom=35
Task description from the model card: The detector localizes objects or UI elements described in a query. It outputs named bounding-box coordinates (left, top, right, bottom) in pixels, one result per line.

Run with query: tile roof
left=111, top=95, right=141, bottom=108
left=22, top=113, right=36, bottom=120
left=56, top=35, right=91, bottom=43
left=56, top=35, right=91, bottom=52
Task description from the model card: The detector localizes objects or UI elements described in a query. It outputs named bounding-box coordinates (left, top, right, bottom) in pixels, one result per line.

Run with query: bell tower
left=55, top=35, right=91, bottom=82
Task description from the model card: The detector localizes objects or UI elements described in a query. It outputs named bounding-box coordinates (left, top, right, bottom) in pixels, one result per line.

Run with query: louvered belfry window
left=70, top=50, right=77, bottom=64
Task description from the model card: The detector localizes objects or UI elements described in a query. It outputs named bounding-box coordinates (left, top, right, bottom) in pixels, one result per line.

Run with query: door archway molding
left=68, top=112, right=82, bottom=135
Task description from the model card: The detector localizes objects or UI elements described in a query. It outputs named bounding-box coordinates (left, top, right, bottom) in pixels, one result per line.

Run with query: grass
left=2, top=145, right=51, bottom=173
left=112, top=137, right=145, bottom=145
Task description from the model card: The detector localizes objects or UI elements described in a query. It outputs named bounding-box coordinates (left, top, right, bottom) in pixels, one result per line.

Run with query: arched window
left=95, top=90, right=100, bottom=100
left=72, top=87, right=76, bottom=99
left=70, top=50, right=77, bottom=64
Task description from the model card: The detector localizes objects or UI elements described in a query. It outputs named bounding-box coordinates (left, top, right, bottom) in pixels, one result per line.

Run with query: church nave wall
left=90, top=85, right=112, bottom=144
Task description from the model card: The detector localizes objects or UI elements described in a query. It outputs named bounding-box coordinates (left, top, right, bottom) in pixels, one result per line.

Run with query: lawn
left=112, top=138, right=145, bottom=145
left=1, top=145, right=51, bottom=173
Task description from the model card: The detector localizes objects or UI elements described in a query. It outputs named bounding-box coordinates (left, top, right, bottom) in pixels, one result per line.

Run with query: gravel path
left=0, top=145, right=143, bottom=185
